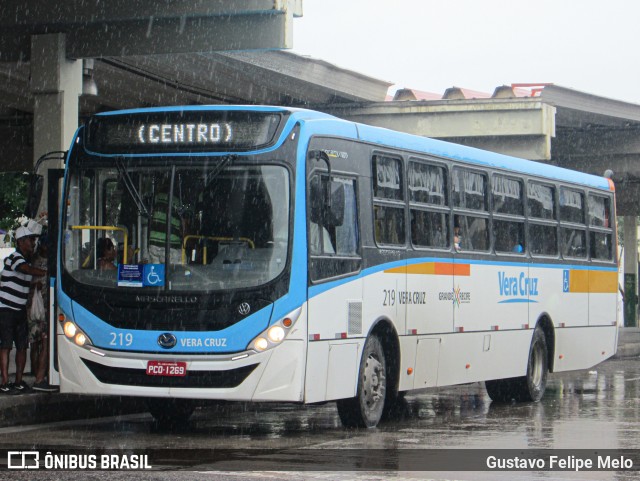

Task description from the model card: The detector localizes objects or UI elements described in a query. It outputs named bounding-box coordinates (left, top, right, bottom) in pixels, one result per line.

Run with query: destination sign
left=84, top=110, right=284, bottom=153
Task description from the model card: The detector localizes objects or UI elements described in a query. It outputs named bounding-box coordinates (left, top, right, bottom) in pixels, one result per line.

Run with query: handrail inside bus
left=70, top=225, right=128, bottom=268
left=181, top=235, right=255, bottom=265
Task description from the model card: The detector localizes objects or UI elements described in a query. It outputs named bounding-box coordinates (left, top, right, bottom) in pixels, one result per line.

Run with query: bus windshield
left=62, top=159, right=290, bottom=292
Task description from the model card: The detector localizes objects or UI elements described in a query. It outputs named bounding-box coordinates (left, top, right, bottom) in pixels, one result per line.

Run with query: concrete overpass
left=322, top=84, right=640, bottom=215
left=0, top=0, right=392, bottom=171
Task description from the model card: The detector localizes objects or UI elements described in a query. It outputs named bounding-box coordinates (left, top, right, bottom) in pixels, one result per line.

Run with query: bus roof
left=92, top=105, right=612, bottom=192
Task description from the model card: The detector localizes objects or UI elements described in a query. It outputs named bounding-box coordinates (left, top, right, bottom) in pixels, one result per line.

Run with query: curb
left=0, top=386, right=146, bottom=428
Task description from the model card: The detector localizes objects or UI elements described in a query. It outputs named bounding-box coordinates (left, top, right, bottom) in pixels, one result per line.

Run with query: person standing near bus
left=26, top=235, right=58, bottom=392
left=0, top=225, right=46, bottom=394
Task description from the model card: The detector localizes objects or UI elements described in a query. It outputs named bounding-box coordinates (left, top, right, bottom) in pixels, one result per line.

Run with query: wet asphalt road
left=1, top=357, right=638, bottom=480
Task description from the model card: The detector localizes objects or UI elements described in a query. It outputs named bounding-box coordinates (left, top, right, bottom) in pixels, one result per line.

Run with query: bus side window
left=308, top=174, right=360, bottom=281
left=372, top=155, right=405, bottom=246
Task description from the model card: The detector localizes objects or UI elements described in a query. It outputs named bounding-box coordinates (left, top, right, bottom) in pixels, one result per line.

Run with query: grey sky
left=292, top=0, right=640, bottom=103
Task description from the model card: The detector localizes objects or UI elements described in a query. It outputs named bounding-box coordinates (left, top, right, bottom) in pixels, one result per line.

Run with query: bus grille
left=82, top=359, right=258, bottom=389
left=348, top=301, right=362, bottom=335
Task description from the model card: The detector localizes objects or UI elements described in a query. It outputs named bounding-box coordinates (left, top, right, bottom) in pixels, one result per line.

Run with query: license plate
left=146, top=361, right=187, bottom=377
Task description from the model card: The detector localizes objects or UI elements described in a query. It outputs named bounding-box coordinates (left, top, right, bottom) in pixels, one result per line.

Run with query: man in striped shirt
left=0, top=225, right=46, bottom=394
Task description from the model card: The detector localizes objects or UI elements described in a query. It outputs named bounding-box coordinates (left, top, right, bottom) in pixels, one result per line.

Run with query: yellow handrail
left=71, top=225, right=128, bottom=267
left=181, top=235, right=255, bottom=265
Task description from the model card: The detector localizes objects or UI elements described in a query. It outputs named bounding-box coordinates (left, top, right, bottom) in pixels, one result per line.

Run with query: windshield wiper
left=116, top=157, right=150, bottom=217
left=204, top=155, right=237, bottom=189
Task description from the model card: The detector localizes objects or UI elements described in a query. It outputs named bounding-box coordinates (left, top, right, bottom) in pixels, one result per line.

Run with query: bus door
left=27, top=153, right=66, bottom=386
left=305, top=150, right=363, bottom=402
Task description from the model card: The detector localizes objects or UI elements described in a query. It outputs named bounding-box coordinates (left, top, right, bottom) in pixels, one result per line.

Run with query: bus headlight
left=59, top=309, right=94, bottom=348
left=63, top=321, right=77, bottom=338
left=254, top=337, right=269, bottom=352
left=247, top=307, right=302, bottom=353
left=267, top=326, right=285, bottom=343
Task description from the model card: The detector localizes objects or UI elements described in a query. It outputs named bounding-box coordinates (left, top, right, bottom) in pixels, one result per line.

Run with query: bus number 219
left=110, top=332, right=134, bottom=346
left=383, top=289, right=396, bottom=306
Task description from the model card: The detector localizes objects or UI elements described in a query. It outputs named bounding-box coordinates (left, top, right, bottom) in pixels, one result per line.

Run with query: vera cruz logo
left=498, top=271, right=539, bottom=303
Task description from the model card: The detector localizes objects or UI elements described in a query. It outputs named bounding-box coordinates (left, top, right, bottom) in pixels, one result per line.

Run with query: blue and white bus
left=48, top=105, right=618, bottom=427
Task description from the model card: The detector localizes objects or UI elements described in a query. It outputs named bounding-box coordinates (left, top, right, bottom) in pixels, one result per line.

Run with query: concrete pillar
left=623, top=216, right=638, bottom=327
left=30, top=33, right=82, bottom=165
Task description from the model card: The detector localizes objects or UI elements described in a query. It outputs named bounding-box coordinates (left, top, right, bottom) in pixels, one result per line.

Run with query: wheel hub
left=364, top=354, right=386, bottom=406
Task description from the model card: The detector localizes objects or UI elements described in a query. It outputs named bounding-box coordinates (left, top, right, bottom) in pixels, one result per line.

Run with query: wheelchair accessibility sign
left=143, top=265, right=165, bottom=287
left=117, top=264, right=164, bottom=287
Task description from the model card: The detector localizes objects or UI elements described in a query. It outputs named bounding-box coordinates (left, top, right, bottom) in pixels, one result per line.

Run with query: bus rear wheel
left=337, top=334, right=387, bottom=428
left=146, top=398, right=195, bottom=425
left=485, top=326, right=548, bottom=403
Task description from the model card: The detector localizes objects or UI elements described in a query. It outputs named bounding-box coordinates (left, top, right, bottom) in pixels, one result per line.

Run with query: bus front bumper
left=57, top=336, right=306, bottom=402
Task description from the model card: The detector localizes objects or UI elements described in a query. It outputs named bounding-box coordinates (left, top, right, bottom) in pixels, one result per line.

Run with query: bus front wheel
left=485, top=326, right=548, bottom=403
left=337, top=334, right=387, bottom=428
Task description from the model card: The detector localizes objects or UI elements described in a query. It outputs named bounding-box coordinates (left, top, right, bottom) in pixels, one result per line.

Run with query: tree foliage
left=0, top=172, right=29, bottom=232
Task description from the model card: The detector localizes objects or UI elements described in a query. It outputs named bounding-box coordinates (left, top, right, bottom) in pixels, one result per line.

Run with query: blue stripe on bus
left=308, top=257, right=617, bottom=299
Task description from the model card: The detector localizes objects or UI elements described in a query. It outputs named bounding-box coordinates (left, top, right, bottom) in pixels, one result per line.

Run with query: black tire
left=485, top=326, right=548, bottom=403
left=336, top=335, right=387, bottom=428
left=146, top=398, right=195, bottom=425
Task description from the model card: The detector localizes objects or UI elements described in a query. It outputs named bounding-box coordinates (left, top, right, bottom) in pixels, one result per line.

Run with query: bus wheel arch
left=485, top=321, right=551, bottom=403
left=336, top=318, right=400, bottom=428
left=535, top=314, right=556, bottom=373
left=371, top=318, right=401, bottom=404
